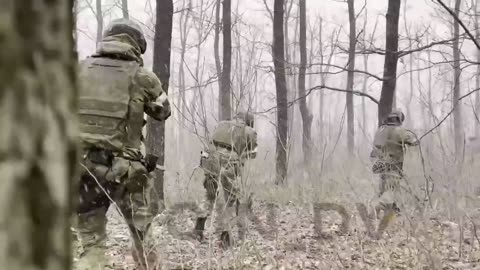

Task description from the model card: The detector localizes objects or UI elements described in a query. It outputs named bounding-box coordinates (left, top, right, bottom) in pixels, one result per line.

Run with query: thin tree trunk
left=346, top=0, right=356, bottom=152
left=361, top=10, right=369, bottom=142
left=403, top=0, right=413, bottom=126
left=427, top=35, right=434, bottom=128
left=453, top=0, right=463, bottom=157
left=298, top=0, right=312, bottom=169
left=319, top=17, right=325, bottom=142
left=378, top=0, right=401, bottom=125
left=146, top=0, right=173, bottom=206
left=122, top=0, right=129, bottom=19
left=96, top=0, right=103, bottom=45
left=214, top=0, right=222, bottom=119
left=220, top=0, right=232, bottom=120
left=177, top=0, right=191, bottom=161
left=474, top=0, right=480, bottom=138
left=273, top=0, right=289, bottom=185
left=0, top=0, right=77, bottom=268
left=74, top=0, right=79, bottom=52
left=284, top=0, right=295, bottom=133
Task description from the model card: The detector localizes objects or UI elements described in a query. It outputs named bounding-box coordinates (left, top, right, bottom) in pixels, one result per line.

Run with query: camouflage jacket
left=371, top=125, right=416, bottom=164
left=210, top=119, right=258, bottom=164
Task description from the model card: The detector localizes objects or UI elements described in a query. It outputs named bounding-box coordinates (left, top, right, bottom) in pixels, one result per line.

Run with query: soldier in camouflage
left=74, top=18, right=171, bottom=269
left=370, top=110, right=418, bottom=213
left=194, top=111, right=258, bottom=247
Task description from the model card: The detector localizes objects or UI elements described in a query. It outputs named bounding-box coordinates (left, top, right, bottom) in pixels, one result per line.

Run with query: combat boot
left=194, top=217, right=208, bottom=241
left=220, top=230, right=233, bottom=249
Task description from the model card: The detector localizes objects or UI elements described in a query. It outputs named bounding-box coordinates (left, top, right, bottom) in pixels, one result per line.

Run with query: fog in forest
left=6, top=0, right=479, bottom=268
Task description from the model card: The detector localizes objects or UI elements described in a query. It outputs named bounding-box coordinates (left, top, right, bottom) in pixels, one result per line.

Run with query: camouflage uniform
left=371, top=110, right=417, bottom=211
left=74, top=19, right=171, bottom=269
left=194, top=112, right=257, bottom=245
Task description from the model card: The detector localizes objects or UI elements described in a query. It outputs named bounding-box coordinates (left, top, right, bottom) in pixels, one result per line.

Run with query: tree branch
left=419, top=87, right=480, bottom=140
left=306, top=85, right=379, bottom=104
left=435, top=0, right=480, bottom=50
left=257, top=85, right=379, bottom=114
left=310, top=62, right=385, bottom=81
left=398, top=38, right=456, bottom=57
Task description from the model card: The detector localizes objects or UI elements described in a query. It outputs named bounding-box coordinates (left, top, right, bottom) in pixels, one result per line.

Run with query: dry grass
left=74, top=149, right=480, bottom=269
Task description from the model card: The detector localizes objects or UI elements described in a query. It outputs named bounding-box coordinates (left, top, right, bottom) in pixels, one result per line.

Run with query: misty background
left=75, top=0, right=480, bottom=193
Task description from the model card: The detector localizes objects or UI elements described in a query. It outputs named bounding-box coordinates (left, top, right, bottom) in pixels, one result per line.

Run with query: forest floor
left=94, top=198, right=480, bottom=270
left=73, top=156, right=480, bottom=270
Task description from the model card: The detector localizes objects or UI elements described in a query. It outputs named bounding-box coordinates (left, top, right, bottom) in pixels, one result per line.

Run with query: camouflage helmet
left=385, top=109, right=405, bottom=125
left=103, top=18, right=147, bottom=54
left=234, top=111, right=254, bottom=127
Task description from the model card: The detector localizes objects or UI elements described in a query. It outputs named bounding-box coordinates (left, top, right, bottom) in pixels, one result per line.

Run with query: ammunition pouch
left=213, top=141, right=235, bottom=152
left=143, top=154, right=159, bottom=173
left=372, top=160, right=403, bottom=175
left=86, top=148, right=114, bottom=167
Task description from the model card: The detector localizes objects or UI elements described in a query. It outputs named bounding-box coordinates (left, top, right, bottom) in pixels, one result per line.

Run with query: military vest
left=78, top=57, right=143, bottom=152
left=211, top=120, right=256, bottom=157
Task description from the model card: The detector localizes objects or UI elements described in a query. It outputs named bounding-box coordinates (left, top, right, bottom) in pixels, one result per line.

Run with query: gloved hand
left=144, top=154, right=159, bottom=172
left=145, top=92, right=171, bottom=121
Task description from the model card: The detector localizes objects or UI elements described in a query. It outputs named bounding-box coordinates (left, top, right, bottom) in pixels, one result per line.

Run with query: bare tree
left=475, top=0, right=480, bottom=138
left=403, top=0, right=415, bottom=127
left=378, top=0, right=401, bottom=125
left=346, top=0, right=356, bottom=152
left=273, top=0, right=289, bottom=184
left=452, top=0, right=463, bottom=157
left=298, top=0, right=313, bottom=168
left=0, top=0, right=77, bottom=269
left=360, top=10, right=378, bottom=140
left=94, top=0, right=103, bottom=44
left=122, top=0, right=129, bottom=19
left=220, top=0, right=232, bottom=120
left=146, top=0, right=174, bottom=205
left=214, top=0, right=222, bottom=108
left=176, top=0, right=192, bottom=161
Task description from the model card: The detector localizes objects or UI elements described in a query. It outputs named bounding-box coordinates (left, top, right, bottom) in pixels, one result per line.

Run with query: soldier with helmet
left=194, top=111, right=258, bottom=246
left=370, top=109, right=418, bottom=212
left=74, top=18, right=171, bottom=269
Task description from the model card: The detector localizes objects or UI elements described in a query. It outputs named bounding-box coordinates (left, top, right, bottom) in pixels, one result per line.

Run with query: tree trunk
left=378, top=0, right=401, bottom=125
left=298, top=0, right=312, bottom=169
left=346, top=0, right=356, bottom=152
left=220, top=0, right=232, bottom=120
left=318, top=17, right=325, bottom=142
left=0, top=0, right=77, bottom=269
left=475, top=0, right=480, bottom=138
left=284, top=0, right=296, bottom=137
left=146, top=0, right=173, bottom=207
left=453, top=0, right=463, bottom=157
left=427, top=35, right=434, bottom=128
left=96, top=0, right=103, bottom=45
left=122, top=0, right=129, bottom=19
left=403, top=0, right=413, bottom=126
left=214, top=0, right=222, bottom=119
left=361, top=10, right=369, bottom=143
left=273, top=0, right=289, bottom=185
left=177, top=0, right=191, bottom=162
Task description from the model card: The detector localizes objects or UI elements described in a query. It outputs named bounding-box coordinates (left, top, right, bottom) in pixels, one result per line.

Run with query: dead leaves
left=72, top=202, right=480, bottom=270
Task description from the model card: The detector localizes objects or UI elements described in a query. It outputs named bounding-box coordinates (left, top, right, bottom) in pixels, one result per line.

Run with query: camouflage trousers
left=198, top=145, right=241, bottom=232
left=73, top=149, right=159, bottom=269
